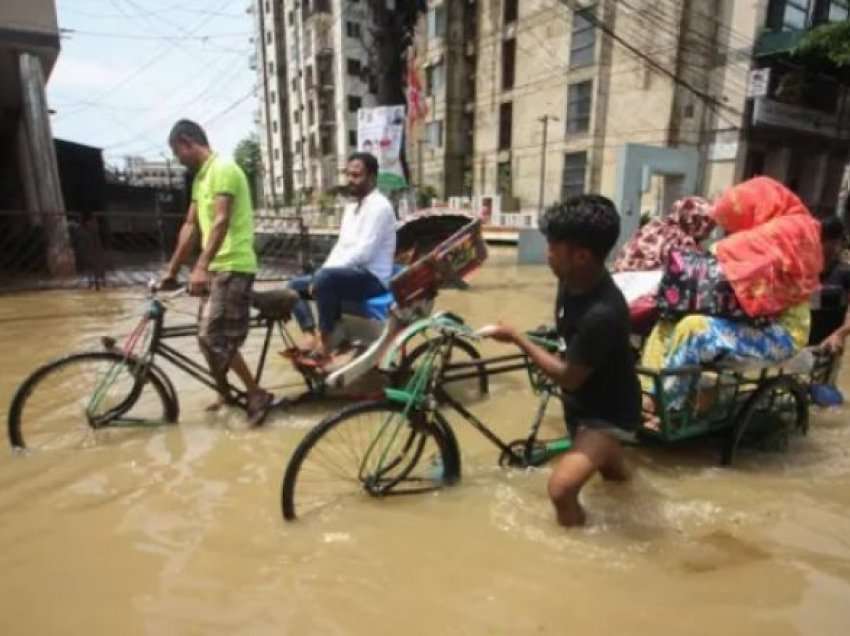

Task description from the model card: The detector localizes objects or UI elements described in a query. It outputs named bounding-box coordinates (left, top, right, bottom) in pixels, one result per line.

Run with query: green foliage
left=416, top=185, right=439, bottom=209
left=233, top=135, right=262, bottom=205
left=794, top=21, right=850, bottom=68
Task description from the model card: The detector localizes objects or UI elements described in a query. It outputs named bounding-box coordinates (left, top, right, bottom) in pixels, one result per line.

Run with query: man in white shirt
left=287, top=153, right=396, bottom=365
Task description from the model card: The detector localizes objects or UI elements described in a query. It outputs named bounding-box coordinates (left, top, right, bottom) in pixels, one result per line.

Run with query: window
left=266, top=31, right=272, bottom=45
left=348, top=95, right=363, bottom=112
left=273, top=120, right=279, bottom=133
left=497, top=161, right=512, bottom=196
left=569, top=8, right=596, bottom=67
left=291, top=78, right=297, bottom=93
left=347, top=58, right=362, bottom=77
left=502, top=38, right=516, bottom=90
left=369, top=75, right=378, bottom=94
left=268, top=61, right=275, bottom=75
left=561, top=152, right=587, bottom=200
left=295, top=140, right=302, bottom=155
left=426, top=120, right=443, bottom=147
left=427, top=5, right=447, bottom=39
left=346, top=21, right=362, bottom=38
left=498, top=102, right=512, bottom=150
left=265, top=1, right=270, bottom=14
left=349, top=130, right=357, bottom=147
left=271, top=90, right=276, bottom=103
left=504, top=0, right=518, bottom=24
left=767, top=0, right=811, bottom=29
left=828, top=0, right=850, bottom=21
left=566, top=81, right=592, bottom=134
left=321, top=131, right=334, bottom=155
left=294, top=109, right=300, bottom=124
left=308, top=102, right=315, bottom=125
left=274, top=148, right=280, bottom=160
left=288, top=10, right=294, bottom=25
left=426, top=62, right=445, bottom=95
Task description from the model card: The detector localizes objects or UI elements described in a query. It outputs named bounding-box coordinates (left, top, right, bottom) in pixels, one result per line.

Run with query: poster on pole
left=357, top=105, right=407, bottom=192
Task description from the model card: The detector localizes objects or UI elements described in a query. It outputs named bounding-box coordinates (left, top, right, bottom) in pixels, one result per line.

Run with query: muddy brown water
left=1, top=249, right=849, bottom=635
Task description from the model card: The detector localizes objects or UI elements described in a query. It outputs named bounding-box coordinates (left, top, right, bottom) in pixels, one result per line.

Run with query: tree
left=794, top=21, right=850, bottom=68
left=233, top=135, right=262, bottom=206
left=353, top=1, right=428, bottom=184
left=361, top=1, right=427, bottom=105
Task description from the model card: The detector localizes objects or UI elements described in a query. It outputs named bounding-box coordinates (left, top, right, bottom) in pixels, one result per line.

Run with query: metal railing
left=0, top=210, right=334, bottom=293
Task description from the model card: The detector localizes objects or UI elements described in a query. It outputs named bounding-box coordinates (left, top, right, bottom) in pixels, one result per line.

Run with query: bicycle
left=7, top=218, right=492, bottom=452
left=280, top=318, right=565, bottom=521
left=5, top=281, right=439, bottom=451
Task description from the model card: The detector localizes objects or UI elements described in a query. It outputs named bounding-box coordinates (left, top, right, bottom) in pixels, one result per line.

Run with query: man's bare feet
left=641, top=394, right=661, bottom=432
left=246, top=390, right=274, bottom=427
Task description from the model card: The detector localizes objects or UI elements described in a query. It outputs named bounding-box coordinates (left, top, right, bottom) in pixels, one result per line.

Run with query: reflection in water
left=1, top=248, right=849, bottom=634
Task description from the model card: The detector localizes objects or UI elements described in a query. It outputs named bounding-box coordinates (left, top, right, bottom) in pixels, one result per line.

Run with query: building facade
left=123, top=156, right=186, bottom=190
left=252, top=0, right=380, bottom=206
left=411, top=0, right=849, bottom=236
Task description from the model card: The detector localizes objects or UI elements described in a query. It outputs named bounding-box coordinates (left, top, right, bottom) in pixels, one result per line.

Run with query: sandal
left=246, top=391, right=274, bottom=427
left=295, top=350, right=333, bottom=371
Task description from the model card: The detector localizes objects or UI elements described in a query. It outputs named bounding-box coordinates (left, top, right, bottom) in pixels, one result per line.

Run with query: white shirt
left=323, top=189, right=397, bottom=286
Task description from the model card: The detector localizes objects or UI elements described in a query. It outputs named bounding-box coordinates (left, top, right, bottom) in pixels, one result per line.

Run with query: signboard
left=747, top=68, right=771, bottom=99
left=752, top=97, right=850, bottom=139
left=357, top=105, right=407, bottom=192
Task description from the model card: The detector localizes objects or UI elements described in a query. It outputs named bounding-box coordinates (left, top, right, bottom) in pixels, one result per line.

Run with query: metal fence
left=0, top=210, right=335, bottom=293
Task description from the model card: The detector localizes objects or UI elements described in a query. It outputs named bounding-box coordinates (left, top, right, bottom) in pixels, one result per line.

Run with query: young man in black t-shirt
left=482, top=195, right=641, bottom=527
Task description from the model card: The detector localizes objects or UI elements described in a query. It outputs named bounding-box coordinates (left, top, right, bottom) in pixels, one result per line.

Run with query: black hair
left=168, top=119, right=209, bottom=147
left=347, top=152, right=379, bottom=177
left=540, top=194, right=620, bottom=260
left=821, top=215, right=846, bottom=242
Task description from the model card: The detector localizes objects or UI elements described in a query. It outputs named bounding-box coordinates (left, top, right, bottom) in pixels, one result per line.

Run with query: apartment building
left=251, top=0, right=293, bottom=207
left=413, top=0, right=849, bottom=240
left=124, top=156, right=186, bottom=190
left=252, top=0, right=379, bottom=205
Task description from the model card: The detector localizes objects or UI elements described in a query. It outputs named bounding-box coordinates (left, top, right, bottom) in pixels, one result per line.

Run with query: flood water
left=1, top=248, right=849, bottom=635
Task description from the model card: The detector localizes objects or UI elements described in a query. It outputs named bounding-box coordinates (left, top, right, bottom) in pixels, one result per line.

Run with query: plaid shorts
left=198, top=271, right=254, bottom=373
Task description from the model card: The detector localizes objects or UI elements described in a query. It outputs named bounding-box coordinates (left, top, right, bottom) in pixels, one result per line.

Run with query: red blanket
left=713, top=177, right=822, bottom=317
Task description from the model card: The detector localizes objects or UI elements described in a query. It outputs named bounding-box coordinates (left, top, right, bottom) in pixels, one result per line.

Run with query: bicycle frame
left=377, top=317, right=572, bottom=472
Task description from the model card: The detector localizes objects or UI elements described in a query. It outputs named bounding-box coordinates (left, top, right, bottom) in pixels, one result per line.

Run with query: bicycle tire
left=8, top=351, right=178, bottom=450
left=281, top=399, right=461, bottom=521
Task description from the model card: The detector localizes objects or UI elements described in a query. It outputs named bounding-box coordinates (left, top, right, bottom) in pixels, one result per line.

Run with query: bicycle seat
left=341, top=290, right=395, bottom=321
left=252, top=289, right=299, bottom=320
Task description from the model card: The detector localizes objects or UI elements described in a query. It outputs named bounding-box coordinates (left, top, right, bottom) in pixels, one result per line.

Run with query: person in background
left=810, top=215, right=850, bottom=353
left=160, top=119, right=273, bottom=426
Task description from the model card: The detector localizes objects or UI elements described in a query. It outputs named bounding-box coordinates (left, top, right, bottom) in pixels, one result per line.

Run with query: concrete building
left=251, top=0, right=379, bottom=205
left=411, top=0, right=850, bottom=241
left=123, top=156, right=186, bottom=190
left=0, top=0, right=74, bottom=275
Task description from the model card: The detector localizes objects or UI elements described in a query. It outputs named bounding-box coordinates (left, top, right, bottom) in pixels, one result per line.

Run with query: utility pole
left=537, top=114, right=558, bottom=217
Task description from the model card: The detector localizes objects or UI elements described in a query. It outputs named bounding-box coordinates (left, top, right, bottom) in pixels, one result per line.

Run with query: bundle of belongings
left=613, top=176, right=823, bottom=413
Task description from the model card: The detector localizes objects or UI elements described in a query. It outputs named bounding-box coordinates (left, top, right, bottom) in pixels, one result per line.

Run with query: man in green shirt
left=161, top=119, right=273, bottom=426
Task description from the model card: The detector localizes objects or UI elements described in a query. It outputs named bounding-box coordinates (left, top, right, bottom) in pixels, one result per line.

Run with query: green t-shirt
left=191, top=153, right=257, bottom=273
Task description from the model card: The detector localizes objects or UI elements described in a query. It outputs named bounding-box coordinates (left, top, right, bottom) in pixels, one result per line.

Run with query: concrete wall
left=0, top=0, right=58, bottom=35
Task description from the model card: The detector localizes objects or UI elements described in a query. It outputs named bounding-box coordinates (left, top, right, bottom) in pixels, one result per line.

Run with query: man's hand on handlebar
left=475, top=322, right=518, bottom=344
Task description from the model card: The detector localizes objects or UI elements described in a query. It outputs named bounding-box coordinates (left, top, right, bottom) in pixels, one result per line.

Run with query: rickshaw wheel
left=721, top=375, right=808, bottom=466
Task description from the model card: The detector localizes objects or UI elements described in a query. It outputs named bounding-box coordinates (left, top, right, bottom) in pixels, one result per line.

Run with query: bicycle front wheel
left=8, top=351, right=178, bottom=451
left=281, top=400, right=460, bottom=521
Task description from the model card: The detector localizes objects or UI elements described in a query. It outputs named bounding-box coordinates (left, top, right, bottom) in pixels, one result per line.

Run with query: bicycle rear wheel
left=8, top=351, right=178, bottom=451
left=281, top=400, right=460, bottom=521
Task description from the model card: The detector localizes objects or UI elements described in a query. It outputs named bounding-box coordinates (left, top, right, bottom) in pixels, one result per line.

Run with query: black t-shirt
left=556, top=272, right=642, bottom=430
left=809, top=261, right=850, bottom=345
